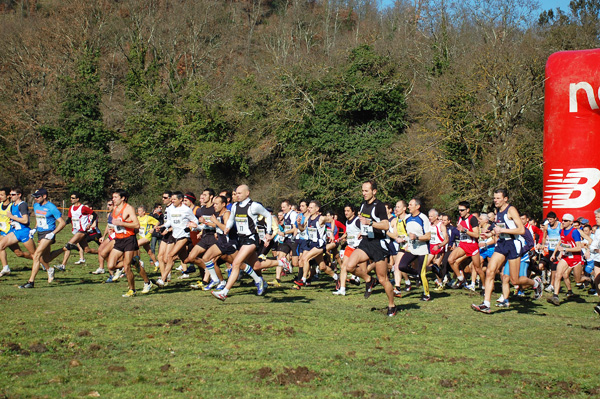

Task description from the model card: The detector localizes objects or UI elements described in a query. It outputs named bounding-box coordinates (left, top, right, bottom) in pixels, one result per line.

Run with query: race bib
left=139, top=226, right=146, bottom=237
left=361, top=223, right=374, bottom=239
left=36, top=217, right=48, bottom=230
left=547, top=237, right=560, bottom=249
left=308, top=227, right=318, bottom=242
left=459, top=231, right=469, bottom=241
left=0, top=221, right=7, bottom=231
left=72, top=220, right=80, bottom=230
left=11, top=220, right=21, bottom=230
left=235, top=217, right=250, bottom=235
left=114, top=224, right=126, bottom=234
left=257, top=227, right=266, bottom=241
left=496, top=223, right=510, bottom=239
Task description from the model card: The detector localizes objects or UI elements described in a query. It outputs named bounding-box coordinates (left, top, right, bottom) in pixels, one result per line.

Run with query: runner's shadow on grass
left=370, top=303, right=421, bottom=314
left=266, top=295, right=314, bottom=304
left=52, top=277, right=99, bottom=286
left=494, top=299, right=546, bottom=315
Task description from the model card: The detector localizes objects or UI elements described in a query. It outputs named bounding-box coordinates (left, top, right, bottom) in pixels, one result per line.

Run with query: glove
left=45, top=232, right=55, bottom=240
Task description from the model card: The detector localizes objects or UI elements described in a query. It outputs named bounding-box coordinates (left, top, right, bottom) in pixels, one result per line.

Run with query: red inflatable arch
left=544, top=49, right=600, bottom=224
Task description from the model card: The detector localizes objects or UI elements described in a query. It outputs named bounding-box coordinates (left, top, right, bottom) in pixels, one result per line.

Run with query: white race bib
left=308, top=227, right=318, bottom=242
left=36, top=217, right=48, bottom=230
left=235, top=217, right=250, bottom=235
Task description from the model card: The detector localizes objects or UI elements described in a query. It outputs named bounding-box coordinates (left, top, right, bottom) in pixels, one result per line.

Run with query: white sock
left=338, top=287, right=346, bottom=293
left=221, top=288, right=229, bottom=295
left=483, top=300, right=490, bottom=307
left=205, top=260, right=220, bottom=282
left=243, top=264, right=261, bottom=283
left=405, top=280, right=411, bottom=285
left=333, top=273, right=339, bottom=281
left=458, top=275, right=464, bottom=281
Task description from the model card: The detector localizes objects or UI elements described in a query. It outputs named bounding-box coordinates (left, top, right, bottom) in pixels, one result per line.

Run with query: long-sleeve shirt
left=162, top=204, right=198, bottom=239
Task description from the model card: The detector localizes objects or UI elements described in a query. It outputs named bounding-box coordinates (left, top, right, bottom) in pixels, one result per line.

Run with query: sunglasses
left=458, top=208, right=467, bottom=212
left=562, top=219, right=572, bottom=222
left=9, top=193, right=18, bottom=196
left=107, top=204, right=113, bottom=207
left=70, top=197, right=77, bottom=199
left=162, top=196, right=169, bottom=199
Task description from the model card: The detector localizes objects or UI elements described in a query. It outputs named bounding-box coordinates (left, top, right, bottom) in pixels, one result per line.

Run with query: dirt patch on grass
left=490, top=368, right=521, bottom=376
left=108, top=365, right=126, bottom=372
left=160, top=364, right=171, bottom=372
left=89, top=344, right=102, bottom=351
left=6, top=342, right=21, bottom=352
left=440, top=379, right=458, bottom=388
left=29, top=343, right=48, bottom=353
left=426, top=356, right=472, bottom=364
left=15, top=369, right=35, bottom=377
left=275, top=366, right=317, bottom=385
left=78, top=330, right=91, bottom=337
left=256, top=367, right=272, bottom=380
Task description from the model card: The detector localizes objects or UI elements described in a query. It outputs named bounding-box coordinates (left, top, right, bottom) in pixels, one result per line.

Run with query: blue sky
left=379, top=0, right=573, bottom=12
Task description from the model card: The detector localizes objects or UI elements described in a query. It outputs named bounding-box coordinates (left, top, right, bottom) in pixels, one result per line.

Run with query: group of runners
left=0, top=183, right=599, bottom=317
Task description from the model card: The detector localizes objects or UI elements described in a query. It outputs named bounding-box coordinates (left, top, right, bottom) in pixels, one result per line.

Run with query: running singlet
left=495, top=205, right=517, bottom=241
left=559, top=227, right=582, bottom=262
left=34, top=201, right=62, bottom=233
left=405, top=212, right=431, bottom=255
left=429, top=222, right=444, bottom=245
left=296, top=214, right=309, bottom=241
left=545, top=222, right=561, bottom=252
left=458, top=215, right=478, bottom=243
left=138, top=214, right=159, bottom=240
left=307, top=215, right=326, bottom=246
left=112, top=204, right=135, bottom=239
left=69, top=204, right=93, bottom=234
left=358, top=200, right=387, bottom=240
left=396, top=216, right=408, bottom=249
left=0, top=202, right=12, bottom=234
left=197, top=205, right=217, bottom=231
left=345, top=216, right=362, bottom=248
left=9, top=201, right=31, bottom=231
left=283, top=210, right=298, bottom=240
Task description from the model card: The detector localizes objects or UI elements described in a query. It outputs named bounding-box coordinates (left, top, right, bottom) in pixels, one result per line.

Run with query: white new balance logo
left=543, top=168, right=600, bottom=208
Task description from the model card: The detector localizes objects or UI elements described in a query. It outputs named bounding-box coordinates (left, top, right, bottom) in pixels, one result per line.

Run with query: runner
left=0, top=187, right=33, bottom=277
left=92, top=200, right=117, bottom=278
left=428, top=208, right=448, bottom=290
left=472, top=189, right=543, bottom=314
left=136, top=205, right=160, bottom=268
left=106, top=189, right=152, bottom=297
left=0, top=187, right=36, bottom=278
left=18, top=188, right=66, bottom=288
left=341, top=180, right=396, bottom=316
left=156, top=191, right=198, bottom=287
left=547, top=213, right=583, bottom=306
left=157, top=191, right=175, bottom=280
left=211, top=185, right=272, bottom=301
left=396, top=198, right=432, bottom=301
left=333, top=204, right=364, bottom=295
left=540, top=211, right=561, bottom=289
left=448, top=202, right=484, bottom=290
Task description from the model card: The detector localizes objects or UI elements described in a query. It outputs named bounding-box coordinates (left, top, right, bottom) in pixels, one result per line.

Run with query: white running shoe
left=54, top=264, right=66, bottom=272
left=175, top=265, right=184, bottom=272
left=0, top=266, right=11, bottom=276
left=155, top=278, right=165, bottom=287
left=74, top=259, right=86, bottom=265
left=216, top=280, right=227, bottom=290
left=47, top=267, right=55, bottom=283
left=142, top=281, right=153, bottom=293
left=332, top=289, right=346, bottom=296
left=113, top=269, right=123, bottom=281
left=91, top=268, right=105, bottom=275
left=178, top=273, right=190, bottom=280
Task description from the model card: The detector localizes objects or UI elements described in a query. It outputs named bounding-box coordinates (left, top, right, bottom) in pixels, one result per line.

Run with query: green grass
left=1, top=229, right=600, bottom=398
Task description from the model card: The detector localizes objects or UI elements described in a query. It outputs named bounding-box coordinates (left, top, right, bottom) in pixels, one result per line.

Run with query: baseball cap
left=562, top=213, right=574, bottom=221
left=32, top=188, right=48, bottom=198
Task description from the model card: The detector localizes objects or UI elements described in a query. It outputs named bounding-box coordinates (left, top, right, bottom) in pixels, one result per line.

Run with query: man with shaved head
left=211, top=185, right=274, bottom=301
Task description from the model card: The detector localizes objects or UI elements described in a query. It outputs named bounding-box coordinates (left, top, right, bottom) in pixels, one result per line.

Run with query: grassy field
left=1, top=230, right=600, bottom=398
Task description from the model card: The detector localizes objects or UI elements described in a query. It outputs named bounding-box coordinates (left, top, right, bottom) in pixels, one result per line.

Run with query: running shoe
left=589, top=289, right=598, bottom=296
left=471, top=303, right=491, bottom=314
left=547, top=295, right=560, bottom=306
left=122, top=289, right=136, bottom=298
left=280, top=258, right=292, bottom=274
left=594, top=305, right=600, bottom=316
left=190, top=281, right=205, bottom=290
left=105, top=275, right=114, bottom=283
left=256, top=278, right=266, bottom=296
left=47, top=267, right=55, bottom=283
left=178, top=273, right=191, bottom=280
left=566, top=290, right=577, bottom=298
left=113, top=269, right=123, bottom=281
left=495, top=300, right=510, bottom=308
left=433, top=284, right=444, bottom=292
left=203, top=280, right=219, bottom=291
left=54, top=264, right=65, bottom=272
left=74, top=259, right=86, bottom=265
left=268, top=279, right=281, bottom=288
left=349, top=276, right=360, bottom=286
left=18, top=281, right=34, bottom=289
left=294, top=280, right=305, bottom=288
left=155, top=278, right=165, bottom=287
left=142, top=281, right=153, bottom=293
left=496, top=295, right=505, bottom=303
left=332, top=289, right=346, bottom=296
left=533, top=276, right=544, bottom=300
left=450, top=279, right=464, bottom=289
left=176, top=264, right=184, bottom=272
left=211, top=290, right=227, bottom=301
left=91, top=268, right=105, bottom=275
left=420, top=294, right=431, bottom=302
left=364, top=278, right=376, bottom=299
left=216, top=280, right=227, bottom=290
left=387, top=306, right=397, bottom=317
left=393, top=289, right=402, bottom=298
left=545, top=285, right=554, bottom=293
left=404, top=284, right=412, bottom=292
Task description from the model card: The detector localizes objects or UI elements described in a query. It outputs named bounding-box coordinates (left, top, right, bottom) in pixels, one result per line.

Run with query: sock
left=333, top=273, right=338, bottom=281
left=243, top=264, right=261, bottom=283
left=205, top=260, right=220, bottom=282
left=301, top=276, right=306, bottom=283
left=483, top=300, right=490, bottom=307
left=405, top=280, right=411, bottom=285
left=458, top=275, right=464, bottom=281
left=533, top=280, right=539, bottom=289
left=497, top=295, right=505, bottom=302
left=339, top=287, right=346, bottom=294
left=221, top=287, right=229, bottom=295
